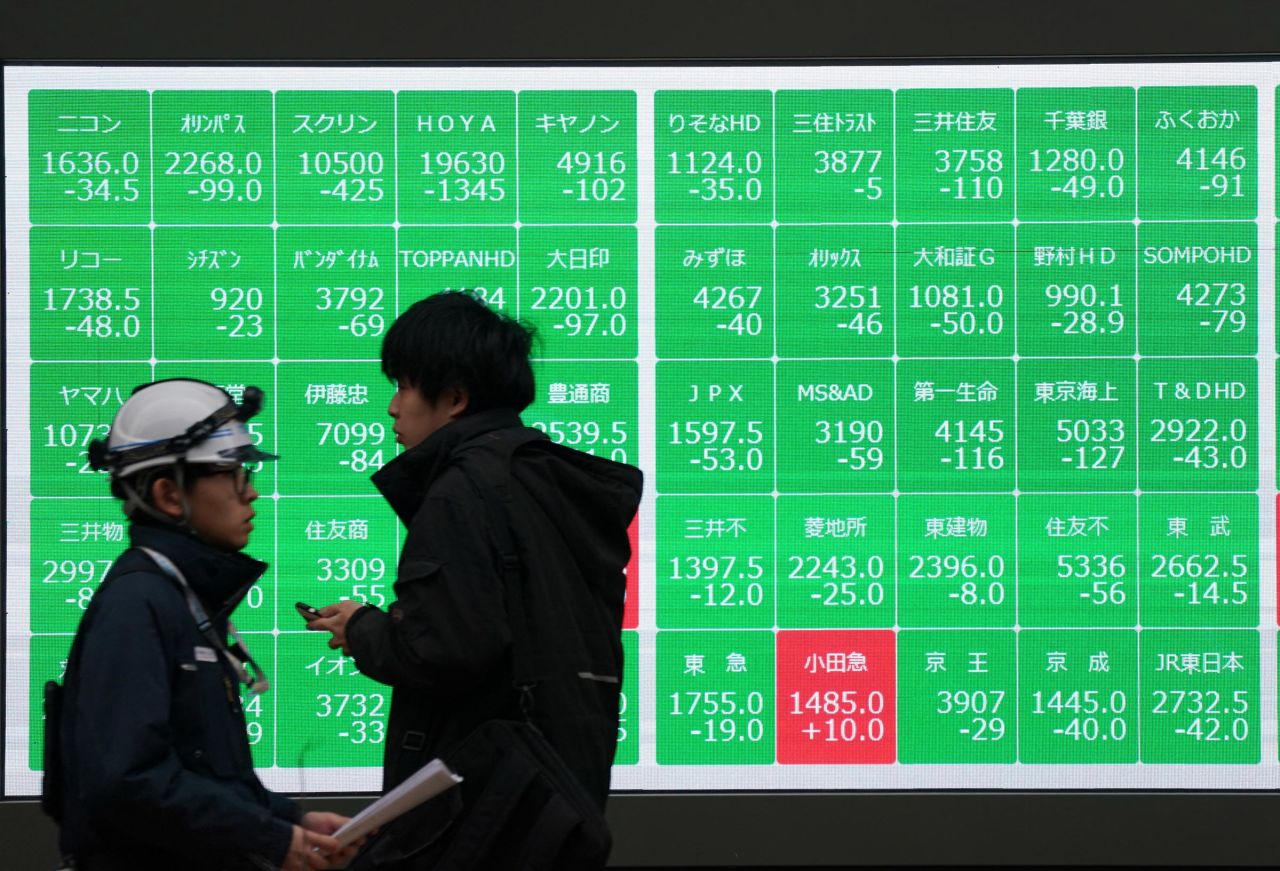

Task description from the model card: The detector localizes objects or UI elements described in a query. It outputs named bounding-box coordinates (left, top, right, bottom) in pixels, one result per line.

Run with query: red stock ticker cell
left=623, top=512, right=639, bottom=629
left=777, top=630, right=896, bottom=764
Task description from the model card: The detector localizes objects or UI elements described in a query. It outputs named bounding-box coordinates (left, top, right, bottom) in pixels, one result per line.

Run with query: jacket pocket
left=389, top=559, right=443, bottom=638
left=396, top=558, right=442, bottom=585
left=173, top=659, right=245, bottom=778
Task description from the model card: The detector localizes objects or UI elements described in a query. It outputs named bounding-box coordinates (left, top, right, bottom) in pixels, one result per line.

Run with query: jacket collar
left=372, top=408, right=524, bottom=525
left=129, top=521, right=267, bottom=622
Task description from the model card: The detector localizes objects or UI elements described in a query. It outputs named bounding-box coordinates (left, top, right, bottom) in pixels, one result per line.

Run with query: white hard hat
left=89, top=379, right=277, bottom=478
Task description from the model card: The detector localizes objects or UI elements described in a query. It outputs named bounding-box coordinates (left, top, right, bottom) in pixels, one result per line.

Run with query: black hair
left=381, top=291, right=536, bottom=413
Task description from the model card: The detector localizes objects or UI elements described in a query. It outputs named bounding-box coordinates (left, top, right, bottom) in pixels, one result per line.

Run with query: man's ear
left=150, top=475, right=186, bottom=519
left=446, top=386, right=469, bottom=420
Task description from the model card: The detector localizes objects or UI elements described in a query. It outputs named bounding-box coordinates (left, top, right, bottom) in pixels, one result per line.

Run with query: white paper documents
left=332, top=759, right=463, bottom=848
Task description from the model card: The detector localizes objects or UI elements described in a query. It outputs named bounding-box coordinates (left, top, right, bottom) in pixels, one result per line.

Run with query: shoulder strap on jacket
left=452, top=429, right=545, bottom=715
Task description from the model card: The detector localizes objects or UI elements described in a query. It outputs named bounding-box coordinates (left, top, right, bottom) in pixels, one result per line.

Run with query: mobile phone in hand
left=295, top=601, right=322, bottom=620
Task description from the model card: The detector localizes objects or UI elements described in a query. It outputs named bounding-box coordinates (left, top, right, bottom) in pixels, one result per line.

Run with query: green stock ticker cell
left=30, top=227, right=152, bottom=362
left=894, top=89, right=1014, bottom=224
left=1139, top=630, right=1259, bottom=763
left=30, top=499, right=130, bottom=634
left=897, top=630, right=1017, bottom=763
left=29, top=90, right=151, bottom=225
left=776, top=495, right=894, bottom=630
left=1014, top=87, right=1137, bottom=223
left=775, top=225, right=894, bottom=359
left=655, top=225, right=773, bottom=360
left=524, top=360, right=639, bottom=468
left=1138, top=494, right=1259, bottom=629
left=656, top=496, right=774, bottom=630
left=1015, top=222, right=1136, bottom=358
left=276, top=227, right=395, bottom=361
left=1016, top=358, right=1137, bottom=493
left=30, top=363, right=150, bottom=498
left=1017, top=630, right=1139, bottom=764
left=654, top=90, right=773, bottom=225
left=1136, top=86, right=1257, bottom=220
left=397, top=90, right=517, bottom=225
left=397, top=226, right=517, bottom=315
left=897, top=495, right=1016, bottom=630
left=656, top=631, right=775, bottom=765
left=152, top=90, right=275, bottom=225
left=896, top=359, right=1015, bottom=493
left=274, top=497, right=400, bottom=619
left=895, top=223, right=1015, bottom=358
left=1016, top=494, right=1138, bottom=630
left=274, top=91, right=396, bottom=225
left=773, top=89, right=894, bottom=224
left=1137, top=358, right=1257, bottom=492
left=275, top=633, right=389, bottom=768
left=518, top=226, right=638, bottom=359
left=615, top=631, right=639, bottom=765
left=518, top=91, right=638, bottom=224
left=1135, top=221, right=1257, bottom=357
left=152, top=227, right=276, bottom=361
left=275, top=364, right=398, bottom=496
left=656, top=361, right=774, bottom=495
left=775, top=361, right=894, bottom=494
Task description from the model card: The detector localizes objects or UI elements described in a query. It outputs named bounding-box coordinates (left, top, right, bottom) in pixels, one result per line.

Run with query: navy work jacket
left=56, top=522, right=298, bottom=870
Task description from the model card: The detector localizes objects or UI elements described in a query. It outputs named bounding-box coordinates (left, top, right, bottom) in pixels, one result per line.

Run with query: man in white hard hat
left=45, top=378, right=359, bottom=871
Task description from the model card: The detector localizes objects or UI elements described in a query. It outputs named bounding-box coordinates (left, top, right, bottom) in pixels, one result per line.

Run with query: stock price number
left=789, top=554, right=886, bottom=607
left=317, top=421, right=387, bottom=473
left=314, top=692, right=387, bottom=744
left=529, top=285, right=628, bottom=338
left=671, top=555, right=765, bottom=608
left=43, top=150, right=141, bottom=202
left=300, top=151, right=385, bottom=203
left=317, top=556, right=388, bottom=608
left=936, top=689, right=1006, bottom=741
left=421, top=150, right=506, bottom=202
left=1044, top=283, right=1125, bottom=335
left=557, top=151, right=627, bottom=202
left=669, top=690, right=767, bottom=743
left=315, top=285, right=385, bottom=337
left=165, top=150, right=264, bottom=203
left=1032, top=689, right=1129, bottom=742
left=933, top=419, right=1005, bottom=471
left=791, top=690, right=887, bottom=743
left=530, top=419, right=629, bottom=463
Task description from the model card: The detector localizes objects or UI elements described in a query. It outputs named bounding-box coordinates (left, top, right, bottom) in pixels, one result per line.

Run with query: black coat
left=349, top=409, right=643, bottom=806
left=56, top=522, right=298, bottom=870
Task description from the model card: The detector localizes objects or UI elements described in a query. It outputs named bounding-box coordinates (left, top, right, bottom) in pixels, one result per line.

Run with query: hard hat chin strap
left=118, top=463, right=197, bottom=532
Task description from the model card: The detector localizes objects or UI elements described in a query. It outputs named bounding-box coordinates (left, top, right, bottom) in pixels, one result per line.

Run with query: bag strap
left=453, top=430, right=545, bottom=713
left=139, top=546, right=270, bottom=695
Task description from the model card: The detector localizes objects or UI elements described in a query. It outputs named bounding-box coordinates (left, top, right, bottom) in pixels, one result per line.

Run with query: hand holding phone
left=295, top=601, right=322, bottom=620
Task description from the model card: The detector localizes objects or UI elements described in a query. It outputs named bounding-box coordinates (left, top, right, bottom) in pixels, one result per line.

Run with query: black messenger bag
left=350, top=715, right=609, bottom=871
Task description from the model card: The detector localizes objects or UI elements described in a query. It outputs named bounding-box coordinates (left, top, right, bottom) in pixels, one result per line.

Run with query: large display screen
left=5, top=63, right=1279, bottom=796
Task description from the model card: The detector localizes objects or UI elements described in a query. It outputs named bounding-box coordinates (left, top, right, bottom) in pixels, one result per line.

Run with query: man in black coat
left=309, top=293, right=642, bottom=859
left=52, top=379, right=356, bottom=871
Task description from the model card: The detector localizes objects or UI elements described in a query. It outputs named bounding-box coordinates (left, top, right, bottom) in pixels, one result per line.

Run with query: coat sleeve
left=346, top=486, right=510, bottom=692
left=71, top=577, right=294, bottom=866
